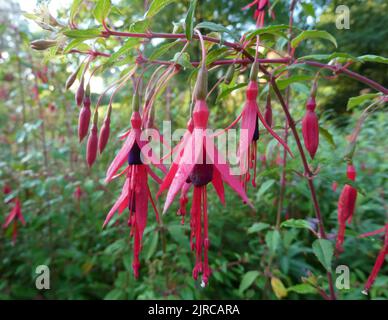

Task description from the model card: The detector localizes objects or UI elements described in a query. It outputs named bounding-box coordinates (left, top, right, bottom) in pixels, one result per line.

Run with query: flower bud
left=194, top=65, right=208, bottom=100
left=75, top=77, right=85, bottom=107
left=264, top=94, right=272, bottom=127
left=65, top=66, right=81, bottom=90
left=78, top=99, right=91, bottom=142
left=30, top=39, right=57, bottom=51
left=98, top=116, right=110, bottom=154
left=224, top=65, right=235, bottom=85
left=86, top=112, right=98, bottom=167
left=302, top=97, right=319, bottom=159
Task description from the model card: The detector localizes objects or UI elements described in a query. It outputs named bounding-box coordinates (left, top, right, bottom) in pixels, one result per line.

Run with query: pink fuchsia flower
left=336, top=164, right=358, bottom=254
left=103, top=109, right=164, bottom=278
left=222, top=68, right=293, bottom=189
left=361, top=224, right=388, bottom=295
left=158, top=99, right=253, bottom=286
left=242, top=0, right=274, bottom=27
left=3, top=198, right=26, bottom=244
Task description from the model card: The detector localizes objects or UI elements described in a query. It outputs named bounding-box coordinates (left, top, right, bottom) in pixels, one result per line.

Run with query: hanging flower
left=222, top=62, right=293, bottom=189
left=242, top=0, right=274, bottom=27
left=361, top=224, right=388, bottom=295
left=159, top=93, right=253, bottom=285
left=336, top=164, right=358, bottom=253
left=103, top=105, right=165, bottom=278
left=3, top=198, right=26, bottom=244
left=73, top=186, right=83, bottom=201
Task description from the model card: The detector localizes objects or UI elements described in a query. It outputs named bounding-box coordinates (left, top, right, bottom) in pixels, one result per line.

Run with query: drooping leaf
left=185, top=0, right=197, bottom=40
left=319, top=126, right=336, bottom=148
left=312, top=239, right=334, bottom=271
left=291, top=30, right=337, bottom=49
left=93, top=0, right=111, bottom=24
left=347, top=93, right=381, bottom=110
left=271, top=277, right=288, bottom=299
left=239, top=271, right=260, bottom=293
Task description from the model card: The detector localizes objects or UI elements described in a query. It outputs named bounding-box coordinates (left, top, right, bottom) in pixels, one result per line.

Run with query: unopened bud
left=30, top=39, right=57, bottom=51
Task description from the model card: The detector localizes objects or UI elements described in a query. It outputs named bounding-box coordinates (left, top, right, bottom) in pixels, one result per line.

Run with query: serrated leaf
left=347, top=93, right=381, bottom=110
left=196, top=21, right=239, bottom=41
left=145, top=0, right=177, bottom=19
left=291, top=30, right=337, bottom=48
left=312, top=239, right=334, bottom=271
left=93, top=0, right=111, bottom=24
left=239, top=271, right=260, bottom=293
left=358, top=54, right=388, bottom=64
left=281, top=219, right=312, bottom=230
left=319, top=126, right=336, bottom=148
left=63, top=28, right=101, bottom=39
left=271, top=277, right=288, bottom=299
left=185, top=0, right=197, bottom=41
left=247, top=222, right=270, bottom=234
left=265, top=230, right=281, bottom=255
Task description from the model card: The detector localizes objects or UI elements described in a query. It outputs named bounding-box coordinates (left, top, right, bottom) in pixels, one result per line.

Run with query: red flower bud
left=98, top=117, right=110, bottom=154
left=264, top=95, right=272, bottom=128
left=86, top=124, right=98, bottom=167
left=78, top=98, right=91, bottom=142
left=301, top=102, right=319, bottom=159
left=75, top=78, right=85, bottom=107
left=336, top=164, right=358, bottom=253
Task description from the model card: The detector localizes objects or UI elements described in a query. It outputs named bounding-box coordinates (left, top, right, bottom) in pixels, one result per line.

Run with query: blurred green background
left=0, top=0, right=387, bottom=299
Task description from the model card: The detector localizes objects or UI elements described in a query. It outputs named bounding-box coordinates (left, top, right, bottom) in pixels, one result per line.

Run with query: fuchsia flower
left=3, top=198, right=25, bottom=244
left=242, top=0, right=274, bottom=27
left=158, top=97, right=253, bottom=286
left=222, top=63, right=293, bottom=189
left=102, top=109, right=165, bottom=278
left=360, top=224, right=388, bottom=295
left=336, top=164, right=358, bottom=253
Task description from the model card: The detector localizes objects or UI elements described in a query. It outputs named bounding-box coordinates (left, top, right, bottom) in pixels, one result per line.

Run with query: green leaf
left=104, top=289, right=125, bottom=300
left=291, top=30, right=337, bottom=49
left=196, top=21, right=239, bottom=41
left=149, top=40, right=180, bottom=60
left=171, top=52, right=193, bottom=69
left=276, top=75, right=313, bottom=90
left=299, top=52, right=359, bottom=63
left=319, top=126, right=336, bottom=148
left=216, top=82, right=247, bottom=103
left=247, top=222, right=270, bottom=234
left=287, top=283, right=317, bottom=294
left=347, top=93, right=381, bottom=110
left=93, top=0, right=111, bottom=24
left=246, top=24, right=289, bottom=41
left=301, top=3, right=315, bottom=17
left=281, top=219, right=312, bottom=230
left=70, top=0, right=83, bottom=22
left=63, top=28, right=101, bottom=40
left=265, top=230, right=281, bottom=255
left=358, top=54, right=388, bottom=64
left=63, top=39, right=91, bottom=53
left=239, top=271, right=260, bottom=293
left=105, top=38, right=141, bottom=66
left=145, top=0, right=177, bottom=19
left=312, top=239, right=334, bottom=271
left=256, top=179, right=275, bottom=199
left=185, top=0, right=197, bottom=41
left=145, top=231, right=159, bottom=260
